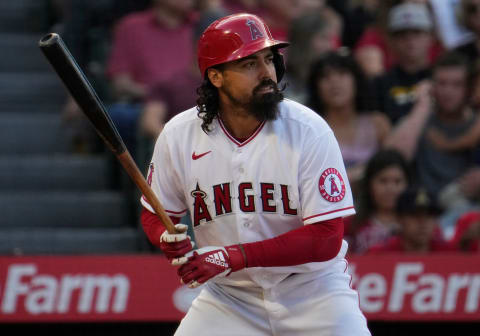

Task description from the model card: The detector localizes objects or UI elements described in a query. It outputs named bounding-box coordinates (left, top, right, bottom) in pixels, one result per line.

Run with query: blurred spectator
left=372, top=2, right=435, bottom=124
left=354, top=0, right=399, bottom=78
left=61, top=0, right=153, bottom=153
left=106, top=0, right=196, bottom=154
left=354, top=0, right=442, bottom=78
left=258, top=0, right=342, bottom=42
left=284, top=12, right=337, bottom=103
left=367, top=187, right=452, bottom=253
left=306, top=51, right=391, bottom=184
left=425, top=61, right=480, bottom=149
left=423, top=61, right=480, bottom=237
left=450, top=211, right=480, bottom=251
left=386, top=51, right=478, bottom=214
left=328, top=0, right=380, bottom=48
left=137, top=9, right=226, bottom=166
left=455, top=0, right=480, bottom=64
left=344, top=149, right=410, bottom=254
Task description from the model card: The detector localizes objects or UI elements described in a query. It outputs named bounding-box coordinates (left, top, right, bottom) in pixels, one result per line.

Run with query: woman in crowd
left=306, top=50, right=391, bottom=185
left=344, top=149, right=410, bottom=254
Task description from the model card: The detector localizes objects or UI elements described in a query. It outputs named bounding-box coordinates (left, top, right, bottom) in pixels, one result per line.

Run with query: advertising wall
left=0, top=254, right=479, bottom=322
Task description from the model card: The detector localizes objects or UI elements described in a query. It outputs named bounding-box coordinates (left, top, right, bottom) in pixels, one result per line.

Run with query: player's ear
left=207, top=68, right=223, bottom=88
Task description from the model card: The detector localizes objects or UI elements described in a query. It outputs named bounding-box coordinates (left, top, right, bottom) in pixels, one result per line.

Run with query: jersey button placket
left=233, top=146, right=250, bottom=235
left=232, top=146, right=245, bottom=179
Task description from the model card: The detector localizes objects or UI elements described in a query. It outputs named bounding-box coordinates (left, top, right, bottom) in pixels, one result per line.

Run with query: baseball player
left=140, top=13, right=371, bottom=336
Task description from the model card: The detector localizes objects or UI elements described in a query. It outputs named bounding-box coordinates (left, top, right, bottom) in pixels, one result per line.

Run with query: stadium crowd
left=49, top=0, right=480, bottom=255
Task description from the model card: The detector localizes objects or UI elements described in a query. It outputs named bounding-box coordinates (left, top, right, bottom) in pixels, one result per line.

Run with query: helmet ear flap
left=273, top=51, right=286, bottom=82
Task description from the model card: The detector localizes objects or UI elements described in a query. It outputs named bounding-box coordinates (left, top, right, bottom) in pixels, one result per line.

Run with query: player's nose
left=257, top=59, right=274, bottom=81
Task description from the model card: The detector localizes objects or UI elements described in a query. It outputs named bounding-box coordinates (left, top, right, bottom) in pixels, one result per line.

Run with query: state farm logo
left=350, top=262, right=480, bottom=314
left=0, top=264, right=130, bottom=314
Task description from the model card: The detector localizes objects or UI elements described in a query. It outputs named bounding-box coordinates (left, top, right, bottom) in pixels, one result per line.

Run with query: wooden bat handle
left=39, top=33, right=178, bottom=234
left=117, top=151, right=177, bottom=234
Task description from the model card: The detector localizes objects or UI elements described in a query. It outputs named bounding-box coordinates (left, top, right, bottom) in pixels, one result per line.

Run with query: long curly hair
left=196, top=79, right=220, bottom=133
left=353, top=149, right=411, bottom=229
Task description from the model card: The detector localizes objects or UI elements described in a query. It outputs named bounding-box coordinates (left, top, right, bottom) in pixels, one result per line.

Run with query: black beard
left=248, top=79, right=283, bottom=121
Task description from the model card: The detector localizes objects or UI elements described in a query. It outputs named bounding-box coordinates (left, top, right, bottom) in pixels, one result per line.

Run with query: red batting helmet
left=197, top=13, right=289, bottom=81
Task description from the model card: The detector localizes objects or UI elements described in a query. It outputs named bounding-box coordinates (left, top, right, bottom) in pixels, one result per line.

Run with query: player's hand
left=160, top=223, right=195, bottom=265
left=178, top=245, right=246, bottom=288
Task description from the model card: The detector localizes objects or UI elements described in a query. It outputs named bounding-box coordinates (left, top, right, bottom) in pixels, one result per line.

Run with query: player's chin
left=249, top=91, right=283, bottom=121
left=255, top=90, right=283, bottom=106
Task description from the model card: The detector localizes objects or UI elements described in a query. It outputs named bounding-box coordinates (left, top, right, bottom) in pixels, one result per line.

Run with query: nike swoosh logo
left=192, top=151, right=212, bottom=160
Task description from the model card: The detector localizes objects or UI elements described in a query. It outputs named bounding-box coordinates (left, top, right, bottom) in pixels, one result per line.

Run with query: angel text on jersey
left=191, top=182, right=298, bottom=227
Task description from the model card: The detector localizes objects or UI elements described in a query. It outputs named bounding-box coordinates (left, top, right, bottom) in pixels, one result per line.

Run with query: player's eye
left=243, top=61, right=256, bottom=69
left=266, top=56, right=274, bottom=64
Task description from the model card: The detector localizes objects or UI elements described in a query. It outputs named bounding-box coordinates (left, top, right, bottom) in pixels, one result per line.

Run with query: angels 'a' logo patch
left=146, top=162, right=154, bottom=186
left=318, top=168, right=346, bottom=202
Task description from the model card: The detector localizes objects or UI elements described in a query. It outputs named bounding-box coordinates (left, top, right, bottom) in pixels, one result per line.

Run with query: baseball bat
left=38, top=33, right=178, bottom=234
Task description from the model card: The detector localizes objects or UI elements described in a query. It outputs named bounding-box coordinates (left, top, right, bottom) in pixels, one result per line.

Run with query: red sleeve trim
left=141, top=195, right=187, bottom=215
left=165, top=209, right=188, bottom=215
left=303, top=206, right=354, bottom=221
left=140, top=208, right=180, bottom=248
left=242, top=217, right=344, bottom=268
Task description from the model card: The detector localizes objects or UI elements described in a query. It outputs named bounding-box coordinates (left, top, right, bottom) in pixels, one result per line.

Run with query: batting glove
left=178, top=245, right=246, bottom=288
left=160, top=224, right=195, bottom=265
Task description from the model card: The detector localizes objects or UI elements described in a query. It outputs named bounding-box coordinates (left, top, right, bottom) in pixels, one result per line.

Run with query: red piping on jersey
left=303, top=206, right=355, bottom=221
left=218, top=118, right=266, bottom=147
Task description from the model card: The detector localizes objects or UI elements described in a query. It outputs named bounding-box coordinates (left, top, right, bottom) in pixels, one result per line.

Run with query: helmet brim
left=225, top=39, right=289, bottom=64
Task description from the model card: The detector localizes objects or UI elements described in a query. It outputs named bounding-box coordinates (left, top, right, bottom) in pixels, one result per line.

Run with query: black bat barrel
left=39, top=33, right=126, bottom=155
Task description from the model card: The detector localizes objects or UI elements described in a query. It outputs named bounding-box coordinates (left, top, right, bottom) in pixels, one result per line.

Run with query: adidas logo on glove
left=205, top=252, right=229, bottom=268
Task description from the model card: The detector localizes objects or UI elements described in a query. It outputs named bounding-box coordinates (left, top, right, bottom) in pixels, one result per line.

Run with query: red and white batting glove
left=178, top=245, right=246, bottom=288
left=160, top=224, right=195, bottom=265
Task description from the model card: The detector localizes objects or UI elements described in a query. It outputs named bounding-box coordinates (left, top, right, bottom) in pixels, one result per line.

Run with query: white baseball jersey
left=142, top=98, right=356, bottom=289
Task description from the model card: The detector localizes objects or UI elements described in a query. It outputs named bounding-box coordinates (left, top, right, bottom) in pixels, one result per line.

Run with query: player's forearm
left=177, top=218, right=344, bottom=288
left=140, top=208, right=179, bottom=248
left=240, top=217, right=344, bottom=268
left=142, top=207, right=343, bottom=268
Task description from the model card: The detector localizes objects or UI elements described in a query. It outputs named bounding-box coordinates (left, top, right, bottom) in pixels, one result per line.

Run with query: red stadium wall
left=0, top=254, right=479, bottom=322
